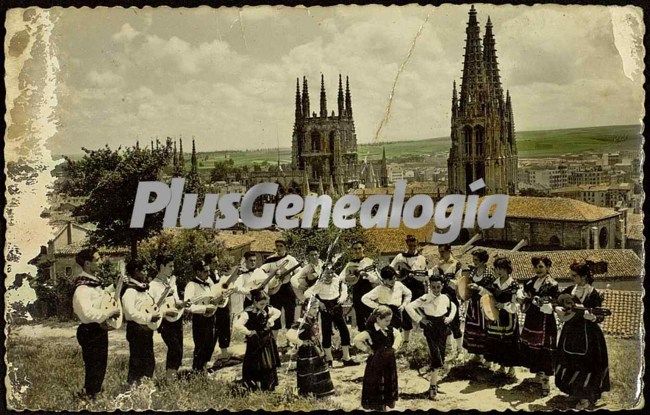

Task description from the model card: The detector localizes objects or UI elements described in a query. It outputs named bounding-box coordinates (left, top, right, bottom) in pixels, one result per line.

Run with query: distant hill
left=60, top=124, right=643, bottom=165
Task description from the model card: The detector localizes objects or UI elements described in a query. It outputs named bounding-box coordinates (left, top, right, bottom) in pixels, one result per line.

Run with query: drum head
left=480, top=294, right=498, bottom=322
left=457, top=275, right=471, bottom=301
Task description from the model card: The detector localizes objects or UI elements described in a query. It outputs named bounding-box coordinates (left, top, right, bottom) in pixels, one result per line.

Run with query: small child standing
left=286, top=298, right=335, bottom=398
left=353, top=305, right=403, bottom=411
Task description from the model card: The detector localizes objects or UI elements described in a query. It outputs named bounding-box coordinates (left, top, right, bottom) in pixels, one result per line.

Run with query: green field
left=60, top=124, right=643, bottom=167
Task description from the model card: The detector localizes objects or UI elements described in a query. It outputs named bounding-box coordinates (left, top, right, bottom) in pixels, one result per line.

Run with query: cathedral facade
left=292, top=74, right=359, bottom=193
left=447, top=6, right=518, bottom=195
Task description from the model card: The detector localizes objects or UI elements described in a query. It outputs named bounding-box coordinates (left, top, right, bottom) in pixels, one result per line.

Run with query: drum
left=457, top=275, right=471, bottom=301
left=480, top=294, right=498, bottom=322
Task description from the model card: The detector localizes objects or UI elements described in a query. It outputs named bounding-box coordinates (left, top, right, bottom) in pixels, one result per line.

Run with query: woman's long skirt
left=361, top=348, right=398, bottom=410
left=296, top=343, right=335, bottom=398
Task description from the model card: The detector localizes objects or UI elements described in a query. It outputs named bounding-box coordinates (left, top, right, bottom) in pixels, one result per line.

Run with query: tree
left=59, top=145, right=171, bottom=257
left=138, top=229, right=233, bottom=292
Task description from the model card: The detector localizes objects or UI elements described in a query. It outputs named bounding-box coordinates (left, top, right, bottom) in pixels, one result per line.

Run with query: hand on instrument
left=540, top=303, right=554, bottom=314
left=468, top=283, right=480, bottom=290
left=583, top=310, right=597, bottom=322
left=443, top=316, right=453, bottom=325
left=175, top=299, right=185, bottom=308
left=266, top=320, right=274, bottom=328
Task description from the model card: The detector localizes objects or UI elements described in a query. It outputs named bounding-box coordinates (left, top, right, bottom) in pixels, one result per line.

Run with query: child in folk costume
left=432, top=244, right=464, bottom=362
left=390, top=235, right=428, bottom=345
left=405, top=274, right=457, bottom=400
left=148, top=254, right=184, bottom=376
left=286, top=298, right=335, bottom=398
left=233, top=289, right=282, bottom=391
left=554, top=261, right=610, bottom=409
left=462, top=249, right=496, bottom=361
left=353, top=305, right=403, bottom=411
left=122, top=259, right=160, bottom=385
left=184, top=260, right=220, bottom=371
left=304, top=267, right=359, bottom=367
left=339, top=240, right=380, bottom=332
left=72, top=248, right=123, bottom=399
left=483, top=257, right=521, bottom=379
left=361, top=266, right=412, bottom=335
left=519, top=255, right=559, bottom=396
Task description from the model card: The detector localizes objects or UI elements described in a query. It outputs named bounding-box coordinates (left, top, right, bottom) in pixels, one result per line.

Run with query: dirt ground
left=8, top=323, right=637, bottom=411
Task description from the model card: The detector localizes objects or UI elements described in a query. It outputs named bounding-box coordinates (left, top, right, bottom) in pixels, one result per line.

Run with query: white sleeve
left=285, top=328, right=302, bottom=346
left=303, top=282, right=319, bottom=299
left=72, top=286, right=109, bottom=324
left=389, top=255, right=400, bottom=268
left=184, top=283, right=207, bottom=314
left=392, top=328, right=403, bottom=349
left=448, top=298, right=458, bottom=320
left=400, top=283, right=412, bottom=306
left=404, top=297, right=424, bottom=323
left=353, top=331, right=370, bottom=349
left=365, top=266, right=381, bottom=285
left=268, top=306, right=282, bottom=325
left=361, top=287, right=379, bottom=309
left=503, top=292, right=520, bottom=314
left=233, top=311, right=252, bottom=336
left=122, top=290, right=150, bottom=325
left=339, top=278, right=348, bottom=303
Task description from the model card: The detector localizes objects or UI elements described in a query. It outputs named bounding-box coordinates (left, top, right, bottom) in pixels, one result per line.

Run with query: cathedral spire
left=345, top=76, right=353, bottom=118
left=452, top=80, right=458, bottom=119
left=320, top=74, right=327, bottom=117
left=295, top=78, right=302, bottom=121
left=302, top=77, right=310, bottom=118
left=173, top=140, right=178, bottom=167
left=302, top=169, right=310, bottom=195
left=483, top=15, right=504, bottom=104
left=459, top=5, right=484, bottom=114
left=338, top=74, right=344, bottom=117
left=178, top=138, right=185, bottom=171
left=191, top=137, right=197, bottom=174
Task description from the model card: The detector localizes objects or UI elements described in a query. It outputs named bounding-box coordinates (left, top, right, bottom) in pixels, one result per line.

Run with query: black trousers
left=214, top=304, right=231, bottom=349
left=270, top=283, right=296, bottom=331
left=192, top=314, right=216, bottom=370
left=320, top=302, right=351, bottom=348
left=126, top=321, right=155, bottom=384
left=76, top=323, right=108, bottom=397
left=352, top=280, right=374, bottom=331
left=159, top=318, right=183, bottom=370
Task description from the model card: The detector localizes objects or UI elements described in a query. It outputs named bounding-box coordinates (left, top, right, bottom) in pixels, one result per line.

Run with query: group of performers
left=71, top=235, right=611, bottom=411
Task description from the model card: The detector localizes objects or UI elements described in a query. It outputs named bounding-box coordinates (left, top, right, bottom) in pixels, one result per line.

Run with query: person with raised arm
left=72, top=248, right=123, bottom=399
left=405, top=274, right=457, bottom=400
left=361, top=266, right=412, bottom=336
left=353, top=305, right=403, bottom=411
left=339, top=240, right=380, bottom=331
left=233, top=289, right=282, bottom=391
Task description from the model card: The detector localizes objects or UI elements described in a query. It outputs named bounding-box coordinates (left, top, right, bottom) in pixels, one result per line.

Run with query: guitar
left=158, top=276, right=187, bottom=322
left=144, top=284, right=171, bottom=330
left=100, top=274, right=126, bottom=331
left=210, top=266, right=244, bottom=308
left=532, top=296, right=612, bottom=317
left=257, top=260, right=303, bottom=295
left=344, top=263, right=377, bottom=286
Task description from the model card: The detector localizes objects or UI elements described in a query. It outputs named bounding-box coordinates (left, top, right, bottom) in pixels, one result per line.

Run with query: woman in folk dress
left=555, top=260, right=610, bottom=410
left=483, top=257, right=521, bottom=379
left=353, top=305, right=403, bottom=411
left=519, top=255, right=559, bottom=396
left=233, top=289, right=282, bottom=391
left=286, top=298, right=335, bottom=398
left=462, top=249, right=495, bottom=361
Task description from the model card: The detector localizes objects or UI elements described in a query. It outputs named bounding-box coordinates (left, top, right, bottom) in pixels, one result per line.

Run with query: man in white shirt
left=204, top=252, right=236, bottom=363
left=148, top=254, right=184, bottom=376
left=184, top=260, right=221, bottom=371
left=72, top=248, right=121, bottom=399
left=291, top=245, right=322, bottom=303
left=339, top=240, right=380, bottom=331
left=304, top=268, right=358, bottom=367
left=361, top=266, right=412, bottom=345
left=233, top=252, right=266, bottom=310
left=122, top=259, right=161, bottom=385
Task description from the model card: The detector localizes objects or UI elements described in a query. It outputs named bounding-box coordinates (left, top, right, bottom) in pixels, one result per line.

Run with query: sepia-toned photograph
left=4, top=3, right=646, bottom=412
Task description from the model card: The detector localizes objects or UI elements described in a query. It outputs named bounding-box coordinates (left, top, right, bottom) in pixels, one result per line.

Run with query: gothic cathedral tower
left=447, top=6, right=518, bottom=195
left=292, top=74, right=359, bottom=193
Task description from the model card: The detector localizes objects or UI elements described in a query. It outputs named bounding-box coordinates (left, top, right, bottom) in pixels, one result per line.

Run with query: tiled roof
left=420, top=247, right=643, bottom=281
left=627, top=213, right=644, bottom=241
left=246, top=230, right=283, bottom=253
left=54, top=242, right=128, bottom=256
left=493, top=196, right=621, bottom=222
left=599, top=289, right=643, bottom=338
left=365, top=222, right=436, bottom=254
left=216, top=232, right=255, bottom=250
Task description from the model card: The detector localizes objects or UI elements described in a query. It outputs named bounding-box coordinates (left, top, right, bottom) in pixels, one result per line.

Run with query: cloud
left=86, top=70, right=123, bottom=88
left=112, top=23, right=140, bottom=43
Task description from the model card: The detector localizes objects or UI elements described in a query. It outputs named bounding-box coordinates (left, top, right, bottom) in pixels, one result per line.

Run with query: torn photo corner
left=4, top=3, right=645, bottom=412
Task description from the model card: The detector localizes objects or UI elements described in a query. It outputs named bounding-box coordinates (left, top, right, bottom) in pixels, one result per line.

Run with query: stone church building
left=447, top=6, right=518, bottom=195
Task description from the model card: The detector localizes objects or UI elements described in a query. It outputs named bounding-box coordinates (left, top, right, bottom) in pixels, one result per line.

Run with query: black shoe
left=342, top=359, right=360, bottom=367
left=327, top=360, right=334, bottom=368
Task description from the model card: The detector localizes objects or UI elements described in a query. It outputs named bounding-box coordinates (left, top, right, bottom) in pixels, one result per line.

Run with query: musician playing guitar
left=204, top=253, right=236, bottom=363
left=122, top=259, right=160, bottom=385
left=389, top=235, right=428, bottom=345
left=304, top=268, right=359, bottom=367
left=261, top=238, right=300, bottom=348
left=339, top=240, right=380, bottom=331
left=72, top=248, right=125, bottom=399
left=149, top=254, right=184, bottom=377
left=184, top=260, right=220, bottom=371
left=291, top=246, right=323, bottom=303
left=234, top=252, right=267, bottom=310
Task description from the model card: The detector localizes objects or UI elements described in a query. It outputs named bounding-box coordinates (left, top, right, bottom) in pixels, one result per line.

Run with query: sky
left=37, top=4, right=645, bottom=155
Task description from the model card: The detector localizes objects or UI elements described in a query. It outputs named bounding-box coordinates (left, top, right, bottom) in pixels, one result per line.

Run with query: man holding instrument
left=390, top=235, right=428, bottom=345
left=72, top=247, right=123, bottom=399
left=204, top=252, right=236, bottom=363
left=149, top=254, right=185, bottom=377
left=291, top=246, right=323, bottom=304
left=339, top=240, right=379, bottom=331
left=234, top=251, right=267, bottom=309
left=262, top=238, right=300, bottom=348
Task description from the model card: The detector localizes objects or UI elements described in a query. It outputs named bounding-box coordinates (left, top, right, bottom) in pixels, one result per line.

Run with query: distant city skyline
left=11, top=5, right=644, bottom=155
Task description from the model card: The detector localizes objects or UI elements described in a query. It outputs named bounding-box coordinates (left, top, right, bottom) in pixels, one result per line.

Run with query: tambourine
left=456, top=274, right=471, bottom=301
left=480, top=293, right=499, bottom=322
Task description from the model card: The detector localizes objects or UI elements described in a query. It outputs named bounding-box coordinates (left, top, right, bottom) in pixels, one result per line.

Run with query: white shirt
left=391, top=252, right=427, bottom=271
left=149, top=275, right=181, bottom=305
left=405, top=293, right=457, bottom=323
left=353, top=324, right=403, bottom=350
left=361, top=281, right=412, bottom=308
left=184, top=278, right=215, bottom=314
left=291, top=260, right=323, bottom=300
left=533, top=275, right=558, bottom=292
left=72, top=272, right=113, bottom=324
left=233, top=306, right=282, bottom=336
left=234, top=267, right=269, bottom=296
left=260, top=254, right=300, bottom=277
left=304, top=275, right=348, bottom=302
left=339, top=257, right=380, bottom=285
left=571, top=284, right=594, bottom=304
left=122, top=287, right=155, bottom=325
